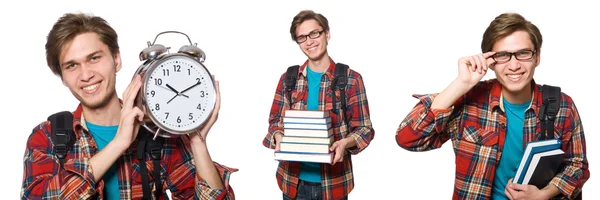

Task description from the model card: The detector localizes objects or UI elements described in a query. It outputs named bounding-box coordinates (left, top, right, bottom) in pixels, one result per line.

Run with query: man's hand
left=504, top=178, right=555, bottom=200
left=113, top=74, right=145, bottom=149
left=330, top=138, right=352, bottom=164
left=431, top=52, right=497, bottom=110
left=456, top=52, right=496, bottom=87
left=189, top=75, right=220, bottom=145
left=274, top=132, right=283, bottom=153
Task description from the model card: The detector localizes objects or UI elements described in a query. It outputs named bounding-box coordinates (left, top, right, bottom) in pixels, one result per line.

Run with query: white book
left=284, top=128, right=332, bottom=138
left=280, top=142, right=330, bottom=154
left=284, top=110, right=329, bottom=118
left=283, top=117, right=330, bottom=124
left=283, top=123, right=330, bottom=130
left=275, top=152, right=333, bottom=164
left=281, top=136, right=333, bottom=145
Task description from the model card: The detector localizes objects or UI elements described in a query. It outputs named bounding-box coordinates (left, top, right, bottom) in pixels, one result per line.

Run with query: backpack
left=47, top=111, right=164, bottom=199
left=285, top=63, right=350, bottom=125
left=538, top=85, right=583, bottom=200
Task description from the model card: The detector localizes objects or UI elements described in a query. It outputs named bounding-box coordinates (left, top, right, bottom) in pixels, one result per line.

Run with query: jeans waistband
left=299, top=180, right=321, bottom=186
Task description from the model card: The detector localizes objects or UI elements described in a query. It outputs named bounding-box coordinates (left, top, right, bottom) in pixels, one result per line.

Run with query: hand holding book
left=330, top=137, right=357, bottom=164
left=504, top=178, right=561, bottom=200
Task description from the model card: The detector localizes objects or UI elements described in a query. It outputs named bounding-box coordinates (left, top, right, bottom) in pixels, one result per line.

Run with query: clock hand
left=180, top=81, right=202, bottom=94
left=167, top=94, right=178, bottom=104
left=162, top=84, right=189, bottom=98
left=166, top=83, right=180, bottom=93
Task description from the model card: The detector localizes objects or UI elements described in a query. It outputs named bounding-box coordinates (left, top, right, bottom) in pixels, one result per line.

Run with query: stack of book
left=274, top=110, right=334, bottom=164
left=513, top=139, right=565, bottom=189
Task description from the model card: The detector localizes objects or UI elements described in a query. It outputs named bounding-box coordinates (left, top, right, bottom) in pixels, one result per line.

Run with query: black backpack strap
left=332, top=63, right=349, bottom=125
left=539, top=85, right=561, bottom=140
left=285, top=65, right=300, bottom=108
left=136, top=132, right=152, bottom=199
left=48, top=111, right=75, bottom=169
left=147, top=134, right=164, bottom=199
left=137, top=129, right=164, bottom=199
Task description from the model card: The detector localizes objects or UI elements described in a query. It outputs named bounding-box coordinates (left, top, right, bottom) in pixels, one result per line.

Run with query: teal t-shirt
left=491, top=98, right=531, bottom=199
left=298, top=65, right=324, bottom=183
left=86, top=121, right=119, bottom=200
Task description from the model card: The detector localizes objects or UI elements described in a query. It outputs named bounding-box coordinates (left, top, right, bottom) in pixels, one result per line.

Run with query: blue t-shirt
left=491, top=98, right=531, bottom=199
left=298, top=65, right=324, bottom=183
left=86, top=121, right=119, bottom=200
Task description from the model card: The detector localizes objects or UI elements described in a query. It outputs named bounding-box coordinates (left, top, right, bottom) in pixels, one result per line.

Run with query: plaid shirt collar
left=490, top=79, right=540, bottom=117
left=297, top=57, right=337, bottom=80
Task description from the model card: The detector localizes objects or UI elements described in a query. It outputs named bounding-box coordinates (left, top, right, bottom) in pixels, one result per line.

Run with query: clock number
left=197, top=104, right=202, bottom=110
left=188, top=69, right=191, bottom=75
left=154, top=78, right=162, bottom=85
left=195, top=78, right=201, bottom=83
left=155, top=103, right=160, bottom=110
left=163, top=69, right=170, bottom=76
left=165, top=112, right=169, bottom=119
left=173, top=65, right=181, bottom=72
left=188, top=113, right=193, bottom=120
left=150, top=90, right=155, bottom=97
left=177, top=116, right=181, bottom=123
left=200, top=91, right=205, bottom=97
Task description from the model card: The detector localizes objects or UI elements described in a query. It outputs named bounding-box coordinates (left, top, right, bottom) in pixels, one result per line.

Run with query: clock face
left=143, top=55, right=215, bottom=133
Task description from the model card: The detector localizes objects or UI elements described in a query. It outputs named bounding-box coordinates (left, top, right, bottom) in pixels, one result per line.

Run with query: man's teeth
left=508, top=74, right=521, bottom=79
left=83, top=84, right=99, bottom=91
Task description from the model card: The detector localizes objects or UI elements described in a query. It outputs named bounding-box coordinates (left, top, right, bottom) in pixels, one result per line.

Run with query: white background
left=1, top=0, right=598, bottom=199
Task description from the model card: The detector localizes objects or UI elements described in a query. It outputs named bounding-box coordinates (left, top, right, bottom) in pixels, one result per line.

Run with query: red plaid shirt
left=396, top=79, right=589, bottom=199
left=21, top=104, right=237, bottom=199
left=263, top=58, right=375, bottom=199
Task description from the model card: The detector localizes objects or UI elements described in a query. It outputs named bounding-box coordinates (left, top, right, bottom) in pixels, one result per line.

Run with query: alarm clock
left=134, top=31, right=216, bottom=139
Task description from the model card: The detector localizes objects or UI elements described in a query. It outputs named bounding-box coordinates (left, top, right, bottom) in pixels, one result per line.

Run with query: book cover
left=279, top=142, right=331, bottom=154
left=284, top=128, right=333, bottom=138
left=274, top=151, right=333, bottom=164
left=284, top=109, right=330, bottom=118
left=281, top=135, right=333, bottom=145
left=283, top=116, right=331, bottom=124
left=513, top=139, right=562, bottom=184
left=521, top=149, right=565, bottom=189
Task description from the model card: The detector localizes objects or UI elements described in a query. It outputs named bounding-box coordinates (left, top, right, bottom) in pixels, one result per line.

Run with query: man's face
left=295, top=19, right=330, bottom=61
left=60, top=32, right=121, bottom=110
left=490, top=30, right=540, bottom=96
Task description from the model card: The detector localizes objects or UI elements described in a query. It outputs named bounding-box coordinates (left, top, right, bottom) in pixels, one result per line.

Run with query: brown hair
left=45, top=13, right=119, bottom=77
left=481, top=13, right=542, bottom=53
left=289, top=10, right=330, bottom=41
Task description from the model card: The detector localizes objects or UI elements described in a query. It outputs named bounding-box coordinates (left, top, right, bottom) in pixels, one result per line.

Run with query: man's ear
left=114, top=50, right=122, bottom=72
left=535, top=50, right=541, bottom=67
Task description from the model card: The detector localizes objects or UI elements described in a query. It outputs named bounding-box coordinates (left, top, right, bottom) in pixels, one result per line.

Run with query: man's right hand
left=456, top=52, right=496, bottom=88
left=113, top=74, right=145, bottom=150
left=431, top=52, right=496, bottom=110
left=274, top=132, right=283, bottom=152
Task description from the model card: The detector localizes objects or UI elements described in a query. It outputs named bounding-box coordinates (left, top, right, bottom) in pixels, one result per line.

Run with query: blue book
left=513, top=139, right=562, bottom=184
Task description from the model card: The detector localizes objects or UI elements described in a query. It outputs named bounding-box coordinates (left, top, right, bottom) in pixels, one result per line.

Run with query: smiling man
left=21, top=13, right=236, bottom=199
left=395, top=13, right=589, bottom=199
left=262, top=10, right=375, bottom=200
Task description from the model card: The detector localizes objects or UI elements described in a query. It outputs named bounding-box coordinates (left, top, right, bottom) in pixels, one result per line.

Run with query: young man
left=21, top=13, right=236, bottom=199
left=396, top=13, right=589, bottom=200
left=262, top=10, right=375, bottom=200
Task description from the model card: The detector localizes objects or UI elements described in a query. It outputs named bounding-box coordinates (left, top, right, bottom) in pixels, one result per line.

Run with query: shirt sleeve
left=263, top=73, right=287, bottom=149
left=344, top=72, right=375, bottom=155
left=395, top=93, right=460, bottom=151
left=21, top=122, right=99, bottom=200
left=549, top=99, right=589, bottom=199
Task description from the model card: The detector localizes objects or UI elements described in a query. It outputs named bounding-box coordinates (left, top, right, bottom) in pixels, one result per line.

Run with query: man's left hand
left=504, top=178, right=551, bottom=200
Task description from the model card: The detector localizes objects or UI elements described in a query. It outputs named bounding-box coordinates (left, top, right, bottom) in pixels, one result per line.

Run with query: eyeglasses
left=491, top=49, right=537, bottom=63
left=295, top=30, right=325, bottom=43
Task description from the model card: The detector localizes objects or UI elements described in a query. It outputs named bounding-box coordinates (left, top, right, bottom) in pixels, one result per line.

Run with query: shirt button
left=500, top=123, right=506, bottom=129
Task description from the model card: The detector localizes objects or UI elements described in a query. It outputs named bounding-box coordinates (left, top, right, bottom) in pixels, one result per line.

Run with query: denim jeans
left=283, top=180, right=348, bottom=200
